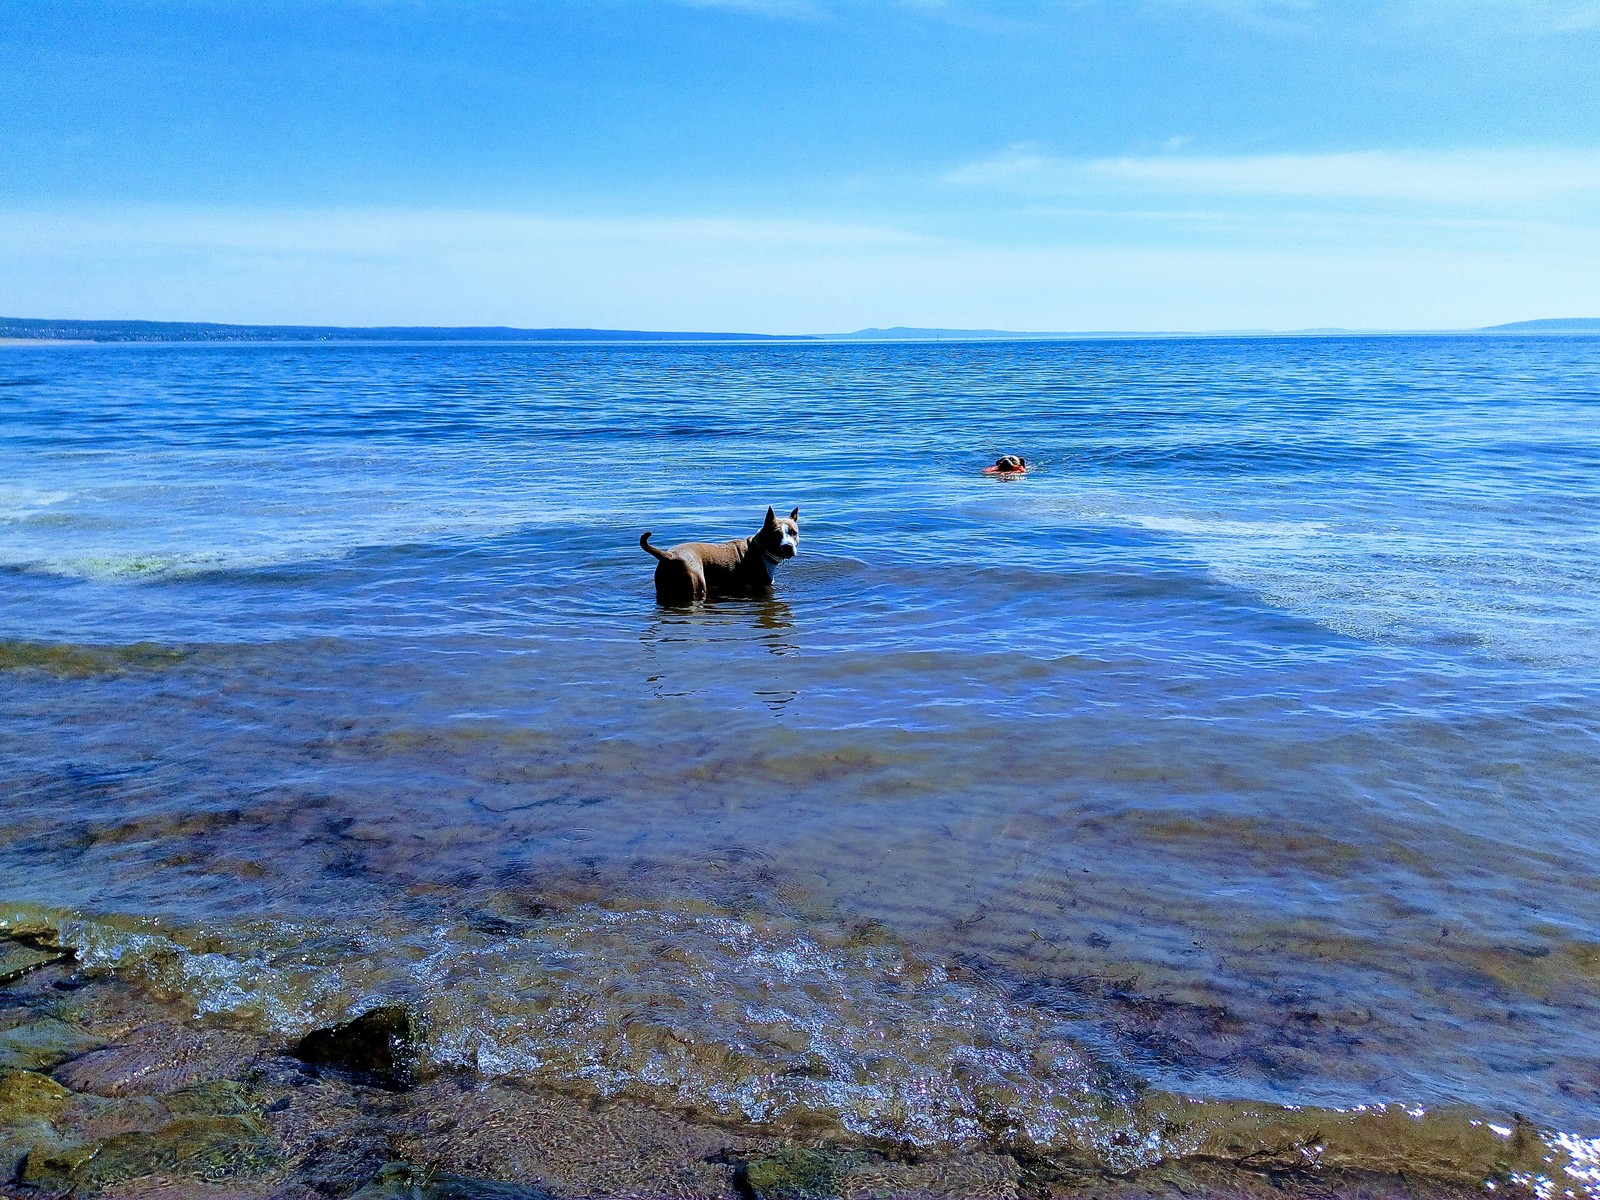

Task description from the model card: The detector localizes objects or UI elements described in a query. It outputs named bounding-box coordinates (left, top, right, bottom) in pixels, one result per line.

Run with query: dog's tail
left=639, top=531, right=674, bottom=562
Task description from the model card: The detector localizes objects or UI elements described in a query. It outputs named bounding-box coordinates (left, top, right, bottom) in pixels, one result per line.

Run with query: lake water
left=2, top=337, right=1598, bottom=1179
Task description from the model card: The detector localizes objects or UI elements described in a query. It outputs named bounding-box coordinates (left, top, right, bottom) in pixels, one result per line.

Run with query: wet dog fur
left=639, top=506, right=800, bottom=604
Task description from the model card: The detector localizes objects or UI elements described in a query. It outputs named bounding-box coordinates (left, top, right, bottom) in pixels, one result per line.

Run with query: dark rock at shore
left=351, top=1161, right=559, bottom=1199
left=294, top=1004, right=416, bottom=1088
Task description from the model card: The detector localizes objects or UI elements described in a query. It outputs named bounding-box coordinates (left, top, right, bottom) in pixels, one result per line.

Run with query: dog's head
left=993, top=454, right=1026, bottom=473
left=757, top=506, right=800, bottom=562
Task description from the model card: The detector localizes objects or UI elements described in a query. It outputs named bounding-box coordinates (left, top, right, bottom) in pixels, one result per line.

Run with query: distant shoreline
left=2, top=316, right=1597, bottom=344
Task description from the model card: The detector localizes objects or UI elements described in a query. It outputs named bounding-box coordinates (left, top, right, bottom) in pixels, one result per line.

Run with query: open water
left=2, top=337, right=1599, bottom=1184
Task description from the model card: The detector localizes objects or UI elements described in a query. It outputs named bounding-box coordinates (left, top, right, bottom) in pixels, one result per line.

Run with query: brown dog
left=640, top=506, right=800, bottom=604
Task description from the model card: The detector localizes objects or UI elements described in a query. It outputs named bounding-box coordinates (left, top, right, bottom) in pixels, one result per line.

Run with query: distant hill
left=0, top=317, right=812, bottom=343
left=824, top=326, right=1367, bottom=340
left=9, top=315, right=1600, bottom=344
left=1478, top=318, right=1600, bottom=334
left=825, top=326, right=1080, bottom=340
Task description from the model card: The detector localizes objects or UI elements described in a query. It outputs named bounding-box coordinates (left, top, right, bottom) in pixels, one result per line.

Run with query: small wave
left=1120, top=514, right=1328, bottom=540
left=5, top=550, right=288, bottom=582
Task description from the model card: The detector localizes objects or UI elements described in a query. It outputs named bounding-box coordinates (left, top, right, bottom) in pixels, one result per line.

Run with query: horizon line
left=4, top=315, right=1599, bottom=345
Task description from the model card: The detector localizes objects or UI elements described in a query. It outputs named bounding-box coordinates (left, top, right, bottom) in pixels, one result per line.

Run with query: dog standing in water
left=640, top=506, right=800, bottom=604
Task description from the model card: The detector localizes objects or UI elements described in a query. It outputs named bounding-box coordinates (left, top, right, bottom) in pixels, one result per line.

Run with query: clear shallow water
left=2, top=338, right=1599, bottom=1173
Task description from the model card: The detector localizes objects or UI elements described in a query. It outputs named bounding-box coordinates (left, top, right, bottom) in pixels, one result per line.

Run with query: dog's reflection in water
left=641, top=597, right=799, bottom=703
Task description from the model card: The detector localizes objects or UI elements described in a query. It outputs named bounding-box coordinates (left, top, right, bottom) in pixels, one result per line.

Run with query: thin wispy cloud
left=666, top=0, right=1600, bottom=34
left=946, top=147, right=1600, bottom=209
left=669, top=0, right=827, bottom=17
left=1368, top=0, right=1600, bottom=33
left=2, top=200, right=1596, bottom=332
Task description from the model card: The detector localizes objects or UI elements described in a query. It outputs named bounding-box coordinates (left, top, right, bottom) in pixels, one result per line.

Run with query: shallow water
left=2, top=337, right=1599, bottom=1177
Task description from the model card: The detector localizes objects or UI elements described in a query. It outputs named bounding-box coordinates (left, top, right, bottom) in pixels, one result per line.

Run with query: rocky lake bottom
left=4, top=934, right=1594, bottom=1200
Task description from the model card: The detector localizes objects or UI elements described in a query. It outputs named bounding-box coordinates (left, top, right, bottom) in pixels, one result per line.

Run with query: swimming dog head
left=757, top=506, right=800, bottom=562
left=990, top=454, right=1026, bottom=474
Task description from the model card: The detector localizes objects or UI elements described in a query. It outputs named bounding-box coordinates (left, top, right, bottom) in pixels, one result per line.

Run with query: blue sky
left=3, top=0, right=1599, bottom=331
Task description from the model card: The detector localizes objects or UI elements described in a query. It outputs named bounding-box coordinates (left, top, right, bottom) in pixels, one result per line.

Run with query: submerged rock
left=163, top=1076, right=256, bottom=1116
left=295, top=1005, right=415, bottom=1087
left=0, top=1015, right=106, bottom=1072
left=55, top=1023, right=258, bottom=1096
left=742, top=1147, right=847, bottom=1199
left=21, top=1112, right=279, bottom=1190
left=0, top=1120, right=68, bottom=1185
left=0, top=937, right=73, bottom=986
left=0, top=639, right=185, bottom=677
left=0, top=1069, right=76, bottom=1183
left=389, top=1075, right=753, bottom=1198
left=831, top=1152, right=1020, bottom=1199
left=0, top=1069, right=74, bottom=1123
left=350, top=1161, right=559, bottom=1198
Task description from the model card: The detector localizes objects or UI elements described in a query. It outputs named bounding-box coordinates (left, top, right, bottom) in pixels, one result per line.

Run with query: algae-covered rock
left=0, top=1070, right=78, bottom=1185
left=22, top=1112, right=279, bottom=1190
left=2, top=1124, right=47, bottom=1172
left=0, top=639, right=186, bottom=678
left=164, top=1113, right=280, bottom=1181
left=1147, top=1095, right=1546, bottom=1185
left=743, top=1147, right=845, bottom=1199
left=295, top=1005, right=415, bottom=1087
left=0, top=1015, right=106, bottom=1072
left=163, top=1077, right=255, bottom=1117
left=0, top=1069, right=74, bottom=1124
left=1, top=1120, right=69, bottom=1185
left=349, top=1161, right=557, bottom=1199
left=19, top=1137, right=97, bottom=1187
left=0, top=938, right=73, bottom=986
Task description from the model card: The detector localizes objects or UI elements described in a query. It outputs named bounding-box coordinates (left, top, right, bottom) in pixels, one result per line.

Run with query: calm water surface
left=2, top=338, right=1599, bottom=1170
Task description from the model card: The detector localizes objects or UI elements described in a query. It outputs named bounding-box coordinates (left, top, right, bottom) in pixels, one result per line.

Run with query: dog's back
left=640, top=532, right=747, bottom=604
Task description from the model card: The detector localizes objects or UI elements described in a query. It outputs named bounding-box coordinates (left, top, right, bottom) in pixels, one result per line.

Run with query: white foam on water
left=1113, top=512, right=1329, bottom=541
left=1061, top=489, right=1600, bottom=665
left=0, top=485, right=73, bottom=522
left=415, top=905, right=1135, bottom=1155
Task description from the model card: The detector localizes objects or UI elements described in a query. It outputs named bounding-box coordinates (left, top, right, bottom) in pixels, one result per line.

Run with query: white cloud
left=946, top=146, right=1600, bottom=208
left=1371, top=0, right=1600, bottom=33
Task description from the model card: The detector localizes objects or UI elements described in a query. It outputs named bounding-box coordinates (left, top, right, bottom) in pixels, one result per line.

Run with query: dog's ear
left=788, top=507, right=799, bottom=521
left=764, top=506, right=777, bottom=528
